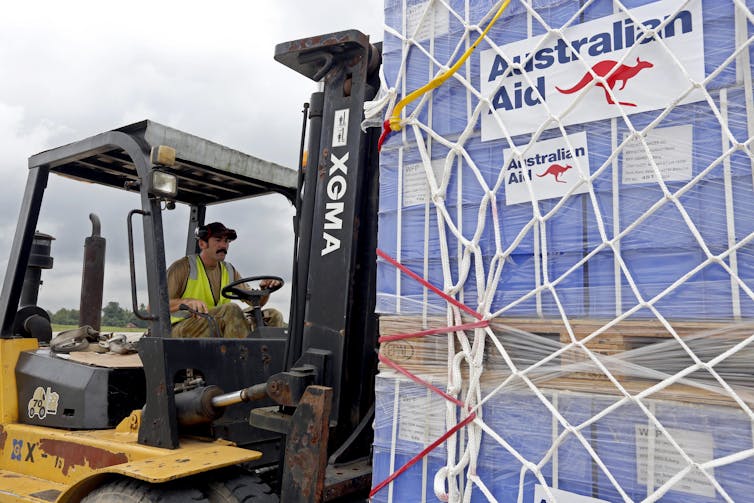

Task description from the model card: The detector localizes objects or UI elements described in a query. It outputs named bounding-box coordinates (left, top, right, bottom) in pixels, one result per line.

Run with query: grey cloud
left=1, top=1, right=384, bottom=317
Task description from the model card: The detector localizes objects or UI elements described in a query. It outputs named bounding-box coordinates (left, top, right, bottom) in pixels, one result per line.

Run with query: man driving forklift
left=167, top=221, right=284, bottom=337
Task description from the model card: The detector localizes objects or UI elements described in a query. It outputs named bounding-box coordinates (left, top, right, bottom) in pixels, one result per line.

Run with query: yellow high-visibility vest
left=170, top=255, right=236, bottom=324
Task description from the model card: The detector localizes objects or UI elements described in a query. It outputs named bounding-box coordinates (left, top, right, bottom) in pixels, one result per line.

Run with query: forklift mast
left=278, top=30, right=381, bottom=455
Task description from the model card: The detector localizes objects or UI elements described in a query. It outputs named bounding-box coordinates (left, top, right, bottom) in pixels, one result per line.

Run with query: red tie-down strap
left=379, top=319, right=489, bottom=343
left=370, top=354, right=478, bottom=499
left=376, top=249, right=483, bottom=321
left=377, top=119, right=393, bottom=152
left=370, top=249, right=488, bottom=499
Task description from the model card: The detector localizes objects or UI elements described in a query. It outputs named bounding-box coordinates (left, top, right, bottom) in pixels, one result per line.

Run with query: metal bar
left=74, top=158, right=138, bottom=178
left=138, top=337, right=180, bottom=449
left=280, top=386, right=333, bottom=503
left=138, top=170, right=179, bottom=448
left=96, top=151, right=134, bottom=166
left=0, top=166, right=49, bottom=337
left=127, top=209, right=156, bottom=320
left=287, top=92, right=324, bottom=369
left=166, top=168, right=247, bottom=195
left=211, top=383, right=268, bottom=408
left=185, top=205, right=205, bottom=256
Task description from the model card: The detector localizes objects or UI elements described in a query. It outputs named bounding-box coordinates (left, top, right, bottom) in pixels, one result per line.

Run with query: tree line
left=49, top=301, right=149, bottom=328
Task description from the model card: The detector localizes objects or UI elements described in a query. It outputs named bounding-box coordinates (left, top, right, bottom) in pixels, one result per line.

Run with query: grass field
left=52, top=324, right=145, bottom=333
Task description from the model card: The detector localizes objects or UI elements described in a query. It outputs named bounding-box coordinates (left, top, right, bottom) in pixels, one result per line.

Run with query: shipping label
left=622, top=124, right=693, bottom=184
left=635, top=425, right=715, bottom=497
left=402, top=159, right=446, bottom=207
left=398, top=393, right=445, bottom=445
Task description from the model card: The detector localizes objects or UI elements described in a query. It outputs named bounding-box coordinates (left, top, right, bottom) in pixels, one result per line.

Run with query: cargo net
left=369, top=0, right=754, bottom=502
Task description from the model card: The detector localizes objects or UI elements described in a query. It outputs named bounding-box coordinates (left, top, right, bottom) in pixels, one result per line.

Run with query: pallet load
left=371, top=0, right=754, bottom=501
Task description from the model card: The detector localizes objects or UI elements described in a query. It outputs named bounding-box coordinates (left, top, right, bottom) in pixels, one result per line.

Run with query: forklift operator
left=167, top=221, right=283, bottom=338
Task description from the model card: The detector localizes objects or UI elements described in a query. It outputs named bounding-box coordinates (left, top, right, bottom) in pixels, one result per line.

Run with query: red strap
left=369, top=411, right=476, bottom=498
left=377, top=119, right=393, bottom=151
left=376, top=249, right=483, bottom=320
left=370, top=252, right=485, bottom=498
left=379, top=320, right=489, bottom=342
left=371, top=354, right=477, bottom=498
left=378, top=353, right=466, bottom=408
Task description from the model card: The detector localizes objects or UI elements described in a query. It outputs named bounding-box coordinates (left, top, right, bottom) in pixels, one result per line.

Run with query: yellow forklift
left=0, top=30, right=381, bottom=502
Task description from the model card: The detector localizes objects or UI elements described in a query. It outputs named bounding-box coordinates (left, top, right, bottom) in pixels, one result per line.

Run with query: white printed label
left=635, top=425, right=715, bottom=497
left=27, top=386, right=60, bottom=419
left=622, top=125, right=693, bottom=184
left=332, top=108, right=349, bottom=147
left=480, top=0, right=705, bottom=140
left=402, top=159, right=446, bottom=207
left=406, top=1, right=450, bottom=40
left=503, top=132, right=590, bottom=205
left=533, top=485, right=609, bottom=503
left=398, top=394, right=444, bottom=444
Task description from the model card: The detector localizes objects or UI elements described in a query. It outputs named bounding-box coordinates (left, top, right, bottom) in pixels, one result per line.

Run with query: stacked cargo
left=373, top=0, right=754, bottom=501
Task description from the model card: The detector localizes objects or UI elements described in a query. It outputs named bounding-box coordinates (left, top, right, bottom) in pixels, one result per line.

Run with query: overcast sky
left=0, top=1, right=385, bottom=319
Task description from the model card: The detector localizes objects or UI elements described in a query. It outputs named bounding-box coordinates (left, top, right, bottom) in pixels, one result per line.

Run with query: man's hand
left=255, top=279, right=281, bottom=308
left=259, top=279, right=282, bottom=290
left=173, top=298, right=208, bottom=316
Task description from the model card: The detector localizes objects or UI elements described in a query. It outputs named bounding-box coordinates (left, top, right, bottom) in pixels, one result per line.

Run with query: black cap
left=195, top=222, right=237, bottom=241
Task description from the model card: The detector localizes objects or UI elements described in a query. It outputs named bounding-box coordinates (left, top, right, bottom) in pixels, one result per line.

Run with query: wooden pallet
left=379, top=315, right=727, bottom=363
left=378, top=315, right=752, bottom=407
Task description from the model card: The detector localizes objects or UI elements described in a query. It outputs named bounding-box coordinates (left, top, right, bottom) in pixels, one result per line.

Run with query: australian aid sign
left=503, top=132, right=590, bottom=205
left=480, top=0, right=705, bottom=141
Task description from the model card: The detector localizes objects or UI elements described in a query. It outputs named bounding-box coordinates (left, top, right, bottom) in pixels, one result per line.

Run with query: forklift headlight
left=150, top=170, right=177, bottom=198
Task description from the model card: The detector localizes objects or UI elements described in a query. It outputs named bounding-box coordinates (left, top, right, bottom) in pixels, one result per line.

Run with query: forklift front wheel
left=201, top=470, right=279, bottom=502
left=81, top=478, right=208, bottom=502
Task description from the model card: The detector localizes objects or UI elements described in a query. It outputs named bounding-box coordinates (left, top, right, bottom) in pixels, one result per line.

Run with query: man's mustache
left=218, top=248, right=228, bottom=254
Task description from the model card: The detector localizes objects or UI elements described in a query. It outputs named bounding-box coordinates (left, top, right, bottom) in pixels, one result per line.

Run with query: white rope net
left=372, top=0, right=754, bottom=502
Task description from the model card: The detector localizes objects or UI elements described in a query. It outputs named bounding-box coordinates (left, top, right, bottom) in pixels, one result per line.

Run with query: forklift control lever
left=178, top=303, right=221, bottom=338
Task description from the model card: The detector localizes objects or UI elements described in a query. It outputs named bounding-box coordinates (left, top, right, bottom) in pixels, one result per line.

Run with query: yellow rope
left=388, top=0, right=512, bottom=132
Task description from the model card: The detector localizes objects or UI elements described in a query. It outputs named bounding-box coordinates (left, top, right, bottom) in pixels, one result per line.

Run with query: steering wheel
left=222, top=276, right=284, bottom=333
left=221, top=275, right=284, bottom=306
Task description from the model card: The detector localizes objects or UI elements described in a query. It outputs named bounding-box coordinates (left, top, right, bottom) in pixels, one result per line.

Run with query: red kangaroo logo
left=537, top=164, right=572, bottom=183
left=556, top=57, right=653, bottom=107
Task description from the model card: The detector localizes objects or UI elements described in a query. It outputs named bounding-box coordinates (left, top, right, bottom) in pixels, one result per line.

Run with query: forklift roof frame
left=1, top=119, right=298, bottom=339
left=29, top=119, right=298, bottom=205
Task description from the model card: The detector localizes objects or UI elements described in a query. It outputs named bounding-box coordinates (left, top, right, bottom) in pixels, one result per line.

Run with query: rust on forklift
left=38, top=439, right=128, bottom=476
left=280, top=32, right=356, bottom=52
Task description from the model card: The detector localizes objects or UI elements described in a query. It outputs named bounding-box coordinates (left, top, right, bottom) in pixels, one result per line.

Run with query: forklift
left=0, top=30, right=381, bottom=502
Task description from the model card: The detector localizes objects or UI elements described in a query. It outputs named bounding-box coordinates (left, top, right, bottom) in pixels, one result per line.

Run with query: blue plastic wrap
left=593, top=396, right=754, bottom=502
left=373, top=0, right=754, bottom=501
left=377, top=0, right=754, bottom=320
left=372, top=373, right=597, bottom=503
left=372, top=332, right=754, bottom=501
left=372, top=365, right=754, bottom=502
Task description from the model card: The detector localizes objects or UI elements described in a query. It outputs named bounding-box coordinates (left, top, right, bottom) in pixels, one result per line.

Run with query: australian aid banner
left=480, top=0, right=705, bottom=141
left=503, top=132, right=590, bottom=205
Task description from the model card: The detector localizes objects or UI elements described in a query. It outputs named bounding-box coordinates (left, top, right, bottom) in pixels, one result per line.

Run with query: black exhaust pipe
left=79, top=214, right=106, bottom=330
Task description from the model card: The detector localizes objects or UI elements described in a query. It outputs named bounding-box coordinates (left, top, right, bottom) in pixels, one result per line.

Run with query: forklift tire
left=203, top=471, right=279, bottom=502
left=81, top=478, right=209, bottom=502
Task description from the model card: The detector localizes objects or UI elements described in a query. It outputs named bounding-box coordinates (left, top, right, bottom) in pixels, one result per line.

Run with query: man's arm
left=168, top=257, right=208, bottom=314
